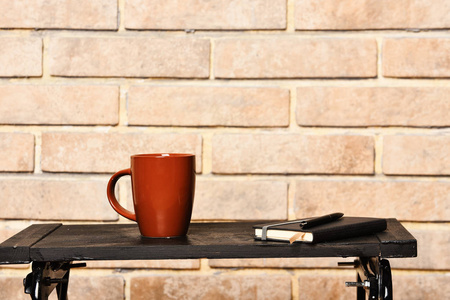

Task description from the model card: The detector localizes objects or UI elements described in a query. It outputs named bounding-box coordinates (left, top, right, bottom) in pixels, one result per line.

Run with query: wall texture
left=0, top=0, right=449, bottom=299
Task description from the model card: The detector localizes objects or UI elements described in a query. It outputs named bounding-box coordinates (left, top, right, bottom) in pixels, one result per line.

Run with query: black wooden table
left=0, top=219, right=416, bottom=300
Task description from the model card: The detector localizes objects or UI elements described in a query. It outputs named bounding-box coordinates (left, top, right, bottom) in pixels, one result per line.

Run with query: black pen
left=299, top=212, right=344, bottom=229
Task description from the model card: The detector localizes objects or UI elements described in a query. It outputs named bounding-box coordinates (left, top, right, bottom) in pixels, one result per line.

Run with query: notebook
left=254, top=217, right=387, bottom=244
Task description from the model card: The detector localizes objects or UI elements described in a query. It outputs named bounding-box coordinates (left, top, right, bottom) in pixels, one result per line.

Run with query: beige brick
left=212, top=134, right=374, bottom=174
left=0, top=277, right=28, bottom=300
left=87, top=259, right=200, bottom=269
left=193, top=179, right=288, bottom=220
left=295, top=180, right=450, bottom=221
left=128, top=86, right=289, bottom=127
left=383, top=135, right=450, bottom=175
left=0, top=133, right=34, bottom=172
left=41, top=132, right=202, bottom=173
left=214, top=38, right=377, bottom=78
left=0, top=228, right=19, bottom=243
left=296, top=87, right=450, bottom=127
left=0, top=178, right=117, bottom=220
left=383, top=38, right=450, bottom=78
left=68, top=276, right=124, bottom=300
left=0, top=85, right=119, bottom=125
left=130, top=275, right=291, bottom=300
left=393, top=274, right=450, bottom=300
left=125, top=0, right=286, bottom=30
left=209, top=257, right=350, bottom=269
left=0, top=37, right=42, bottom=77
left=298, top=273, right=354, bottom=300
left=295, top=0, right=450, bottom=30
left=123, top=178, right=287, bottom=220
left=390, top=227, right=450, bottom=270
left=0, top=0, right=117, bottom=30
left=49, top=37, right=209, bottom=78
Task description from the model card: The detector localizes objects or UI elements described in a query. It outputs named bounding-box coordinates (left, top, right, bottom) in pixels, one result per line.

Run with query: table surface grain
left=0, top=219, right=417, bottom=264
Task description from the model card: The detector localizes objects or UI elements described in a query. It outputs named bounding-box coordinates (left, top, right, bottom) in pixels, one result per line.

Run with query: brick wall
left=0, top=0, right=449, bottom=299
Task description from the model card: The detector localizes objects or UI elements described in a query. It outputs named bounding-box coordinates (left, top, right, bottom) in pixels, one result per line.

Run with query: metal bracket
left=23, top=261, right=86, bottom=300
left=339, top=257, right=392, bottom=300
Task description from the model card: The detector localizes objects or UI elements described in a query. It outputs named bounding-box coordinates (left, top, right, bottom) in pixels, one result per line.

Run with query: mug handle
left=107, top=168, right=136, bottom=221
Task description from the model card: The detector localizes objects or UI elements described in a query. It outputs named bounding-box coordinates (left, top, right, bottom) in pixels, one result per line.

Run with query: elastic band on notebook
left=261, top=220, right=307, bottom=241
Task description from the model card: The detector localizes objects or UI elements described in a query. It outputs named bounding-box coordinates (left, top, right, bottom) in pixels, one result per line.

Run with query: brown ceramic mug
left=107, top=153, right=195, bottom=238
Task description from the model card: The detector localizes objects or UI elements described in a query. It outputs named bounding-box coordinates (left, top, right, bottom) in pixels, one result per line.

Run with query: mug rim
left=131, top=153, right=195, bottom=159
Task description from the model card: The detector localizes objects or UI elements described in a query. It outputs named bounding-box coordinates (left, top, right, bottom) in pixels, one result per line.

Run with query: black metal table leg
left=54, top=268, right=70, bottom=300
left=23, top=261, right=86, bottom=300
left=339, top=257, right=393, bottom=300
left=378, top=259, right=393, bottom=300
left=356, top=273, right=366, bottom=300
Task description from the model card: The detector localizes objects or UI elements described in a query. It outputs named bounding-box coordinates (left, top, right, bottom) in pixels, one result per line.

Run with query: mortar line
left=1, top=124, right=449, bottom=136
left=40, top=35, right=51, bottom=81
left=291, top=274, right=300, bottom=300
left=376, top=36, right=385, bottom=81
left=117, top=0, right=126, bottom=32
left=287, top=178, right=296, bottom=220
left=2, top=76, right=449, bottom=87
left=119, top=84, right=130, bottom=127
left=1, top=172, right=448, bottom=183
left=201, top=131, right=213, bottom=175
left=288, top=86, right=297, bottom=130
left=34, top=131, right=43, bottom=174
left=374, top=134, right=384, bottom=175
left=209, top=38, right=215, bottom=80
left=1, top=29, right=448, bottom=38
left=286, top=0, right=296, bottom=32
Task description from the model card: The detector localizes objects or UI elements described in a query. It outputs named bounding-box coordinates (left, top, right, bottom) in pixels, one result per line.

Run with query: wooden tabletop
left=0, top=219, right=416, bottom=264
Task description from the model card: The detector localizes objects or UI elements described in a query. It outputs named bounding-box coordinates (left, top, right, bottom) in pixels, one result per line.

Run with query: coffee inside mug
left=107, top=153, right=196, bottom=238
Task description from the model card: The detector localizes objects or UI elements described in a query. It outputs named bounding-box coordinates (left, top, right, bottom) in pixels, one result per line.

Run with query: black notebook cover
left=254, top=217, right=387, bottom=243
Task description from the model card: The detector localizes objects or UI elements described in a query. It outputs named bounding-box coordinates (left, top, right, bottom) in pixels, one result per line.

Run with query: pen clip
left=299, top=213, right=344, bottom=229
left=298, top=221, right=308, bottom=227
